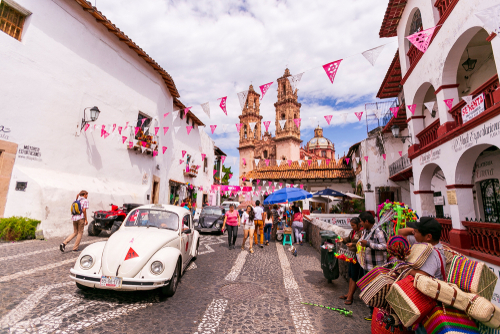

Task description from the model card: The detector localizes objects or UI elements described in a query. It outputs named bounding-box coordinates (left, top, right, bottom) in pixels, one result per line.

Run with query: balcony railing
left=450, top=74, right=500, bottom=126
left=437, top=218, right=452, bottom=244
left=389, top=154, right=411, bottom=177
left=416, top=119, right=440, bottom=148
left=407, top=45, right=422, bottom=67
left=462, top=221, right=500, bottom=257
left=434, top=0, right=457, bottom=18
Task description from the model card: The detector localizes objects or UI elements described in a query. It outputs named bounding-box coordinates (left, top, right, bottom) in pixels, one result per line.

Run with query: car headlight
left=107, top=215, right=117, bottom=219
left=80, top=255, right=94, bottom=270
left=151, top=261, right=164, bottom=275
left=215, top=223, right=220, bottom=228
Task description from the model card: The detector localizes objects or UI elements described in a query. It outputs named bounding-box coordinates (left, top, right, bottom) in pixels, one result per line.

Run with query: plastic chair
left=283, top=233, right=293, bottom=246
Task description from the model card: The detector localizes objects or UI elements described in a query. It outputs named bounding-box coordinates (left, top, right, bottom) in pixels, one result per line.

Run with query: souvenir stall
left=355, top=201, right=499, bottom=334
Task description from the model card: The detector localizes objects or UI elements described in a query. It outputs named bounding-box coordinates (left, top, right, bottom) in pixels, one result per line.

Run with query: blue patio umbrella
left=312, top=189, right=346, bottom=197
left=263, top=188, right=313, bottom=205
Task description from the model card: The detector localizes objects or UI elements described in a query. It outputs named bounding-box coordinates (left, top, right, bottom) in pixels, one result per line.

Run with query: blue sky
left=95, top=0, right=398, bottom=184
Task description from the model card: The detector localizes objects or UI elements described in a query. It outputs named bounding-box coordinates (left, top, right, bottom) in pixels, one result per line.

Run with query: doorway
left=151, top=176, right=160, bottom=204
left=0, top=140, right=17, bottom=217
left=480, top=178, right=500, bottom=223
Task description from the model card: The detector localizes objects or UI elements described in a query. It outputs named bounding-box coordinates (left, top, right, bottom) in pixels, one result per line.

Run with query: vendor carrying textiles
left=357, top=211, right=388, bottom=321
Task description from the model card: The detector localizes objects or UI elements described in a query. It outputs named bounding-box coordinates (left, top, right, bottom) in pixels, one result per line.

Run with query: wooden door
left=0, top=140, right=17, bottom=217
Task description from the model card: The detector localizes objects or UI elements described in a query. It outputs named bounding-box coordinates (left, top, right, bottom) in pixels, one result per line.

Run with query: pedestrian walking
left=222, top=204, right=240, bottom=250
left=241, top=205, right=255, bottom=253
left=60, top=190, right=89, bottom=252
left=291, top=206, right=303, bottom=245
left=338, top=217, right=363, bottom=305
left=253, top=200, right=264, bottom=248
left=263, top=206, right=273, bottom=246
left=271, top=204, right=281, bottom=241
left=357, top=211, right=387, bottom=321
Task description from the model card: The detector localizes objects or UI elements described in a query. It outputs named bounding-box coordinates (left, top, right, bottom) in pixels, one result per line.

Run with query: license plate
left=100, top=276, right=122, bottom=288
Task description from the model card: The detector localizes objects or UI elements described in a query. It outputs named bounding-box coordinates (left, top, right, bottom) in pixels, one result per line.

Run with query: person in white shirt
left=241, top=205, right=255, bottom=254
left=253, top=200, right=265, bottom=249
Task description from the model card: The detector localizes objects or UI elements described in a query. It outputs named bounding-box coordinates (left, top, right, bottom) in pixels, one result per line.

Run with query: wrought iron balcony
left=389, top=154, right=411, bottom=177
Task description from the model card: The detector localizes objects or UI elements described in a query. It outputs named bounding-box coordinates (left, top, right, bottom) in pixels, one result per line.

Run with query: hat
left=407, top=217, right=442, bottom=240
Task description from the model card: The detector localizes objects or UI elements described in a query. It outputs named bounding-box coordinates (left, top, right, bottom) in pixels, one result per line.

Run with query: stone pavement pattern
left=0, top=231, right=371, bottom=333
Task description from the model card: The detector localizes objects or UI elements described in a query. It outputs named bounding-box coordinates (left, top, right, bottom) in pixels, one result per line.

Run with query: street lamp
left=461, top=49, right=477, bottom=72
left=391, top=124, right=412, bottom=144
left=81, top=106, right=101, bottom=130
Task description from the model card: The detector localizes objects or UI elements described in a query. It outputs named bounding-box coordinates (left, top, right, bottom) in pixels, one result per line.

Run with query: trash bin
left=320, top=231, right=339, bottom=283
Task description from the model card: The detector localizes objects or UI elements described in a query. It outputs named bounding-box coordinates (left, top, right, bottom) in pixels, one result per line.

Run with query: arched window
left=409, top=9, right=422, bottom=35
left=263, top=150, right=268, bottom=159
left=281, top=113, right=286, bottom=120
left=253, top=101, right=256, bottom=108
left=283, top=82, right=286, bottom=95
left=254, top=128, right=257, bottom=138
left=244, top=125, right=247, bottom=139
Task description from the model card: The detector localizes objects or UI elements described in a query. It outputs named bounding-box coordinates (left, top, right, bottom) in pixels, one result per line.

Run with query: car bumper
left=69, top=269, right=170, bottom=291
left=195, top=227, right=221, bottom=233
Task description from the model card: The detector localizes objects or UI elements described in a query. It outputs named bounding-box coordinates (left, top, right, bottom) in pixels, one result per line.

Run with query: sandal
left=344, top=299, right=353, bottom=305
left=339, top=295, right=348, bottom=300
left=249, top=248, right=254, bottom=254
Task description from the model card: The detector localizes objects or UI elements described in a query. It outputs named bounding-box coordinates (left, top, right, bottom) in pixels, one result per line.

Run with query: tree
left=221, top=165, right=232, bottom=185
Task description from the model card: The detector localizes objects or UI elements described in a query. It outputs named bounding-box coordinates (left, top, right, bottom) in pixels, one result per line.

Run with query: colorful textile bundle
left=414, top=274, right=471, bottom=311
left=406, top=243, right=433, bottom=269
left=371, top=308, right=413, bottom=334
left=443, top=245, right=467, bottom=274
left=387, top=236, right=411, bottom=261
left=423, top=306, right=479, bottom=334
left=360, top=273, right=396, bottom=308
left=335, top=248, right=357, bottom=263
left=386, top=275, right=437, bottom=327
left=447, top=257, right=498, bottom=300
left=357, top=267, right=393, bottom=292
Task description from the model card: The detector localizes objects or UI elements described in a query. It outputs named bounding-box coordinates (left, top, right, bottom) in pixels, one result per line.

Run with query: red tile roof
left=377, top=51, right=402, bottom=99
left=245, top=159, right=354, bottom=181
left=379, top=0, right=407, bottom=38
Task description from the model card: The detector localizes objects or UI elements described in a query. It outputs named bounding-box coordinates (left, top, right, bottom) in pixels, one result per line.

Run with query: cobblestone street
left=0, top=231, right=371, bottom=334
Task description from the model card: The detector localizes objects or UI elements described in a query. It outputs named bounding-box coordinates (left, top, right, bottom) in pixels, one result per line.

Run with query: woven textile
left=357, top=267, right=392, bottom=292
left=406, top=243, right=433, bottom=269
left=464, top=293, right=500, bottom=326
left=447, top=257, right=498, bottom=300
left=371, top=308, right=413, bottom=334
left=360, top=274, right=396, bottom=308
left=478, top=322, right=500, bottom=333
left=423, top=306, right=479, bottom=334
left=414, top=274, right=471, bottom=311
left=387, top=236, right=411, bottom=261
left=386, top=275, right=436, bottom=327
left=442, top=246, right=466, bottom=274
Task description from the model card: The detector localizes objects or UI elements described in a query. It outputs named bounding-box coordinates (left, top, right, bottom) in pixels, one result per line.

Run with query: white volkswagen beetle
left=70, top=204, right=200, bottom=297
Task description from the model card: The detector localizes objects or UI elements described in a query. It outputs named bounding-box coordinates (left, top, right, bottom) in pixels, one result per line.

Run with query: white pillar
left=447, top=186, right=475, bottom=230
left=434, top=87, right=459, bottom=125
left=414, top=191, right=436, bottom=217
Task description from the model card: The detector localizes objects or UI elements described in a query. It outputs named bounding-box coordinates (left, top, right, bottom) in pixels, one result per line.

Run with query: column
left=447, top=184, right=474, bottom=249
left=407, top=115, right=425, bottom=156
left=434, top=86, right=459, bottom=137
left=413, top=191, right=436, bottom=217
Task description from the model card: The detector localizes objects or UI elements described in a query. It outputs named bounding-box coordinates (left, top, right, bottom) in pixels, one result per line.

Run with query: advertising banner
left=462, top=93, right=485, bottom=123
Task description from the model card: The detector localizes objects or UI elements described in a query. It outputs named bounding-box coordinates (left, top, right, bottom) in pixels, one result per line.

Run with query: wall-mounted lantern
left=81, top=106, right=101, bottom=130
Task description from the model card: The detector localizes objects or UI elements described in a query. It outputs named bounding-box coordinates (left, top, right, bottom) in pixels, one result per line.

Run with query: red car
left=88, top=203, right=142, bottom=236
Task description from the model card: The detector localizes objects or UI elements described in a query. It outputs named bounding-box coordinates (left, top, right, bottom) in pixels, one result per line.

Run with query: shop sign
left=474, top=153, right=500, bottom=183
left=17, top=145, right=42, bottom=162
left=0, top=125, right=10, bottom=140
left=447, top=190, right=457, bottom=205
left=462, top=93, right=485, bottom=123
left=419, top=148, right=441, bottom=166
left=333, top=217, right=351, bottom=226
left=433, top=196, right=444, bottom=205
left=452, top=118, right=500, bottom=153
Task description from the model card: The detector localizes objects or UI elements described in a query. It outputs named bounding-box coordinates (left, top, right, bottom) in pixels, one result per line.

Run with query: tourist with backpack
left=60, top=190, right=89, bottom=252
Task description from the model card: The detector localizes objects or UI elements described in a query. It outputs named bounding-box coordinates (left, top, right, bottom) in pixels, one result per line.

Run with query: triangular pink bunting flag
left=141, top=118, right=147, bottom=126
left=162, top=146, right=167, bottom=154
left=154, top=127, right=159, bottom=136
left=142, top=141, right=147, bottom=147
left=257, top=180, right=261, bottom=185
left=163, top=112, right=170, bottom=119
left=324, top=115, right=333, bottom=125
left=163, top=127, right=169, bottom=135
left=122, top=136, right=127, bottom=144
left=118, top=126, right=123, bottom=135
left=210, top=125, right=217, bottom=134
left=263, top=121, right=271, bottom=132
left=182, top=150, right=187, bottom=158
left=364, top=156, right=368, bottom=162
left=293, top=118, right=301, bottom=128
left=84, top=124, right=90, bottom=132
left=398, top=151, right=402, bottom=157
left=265, top=160, right=270, bottom=166
left=391, top=107, right=399, bottom=118
left=236, top=123, right=242, bottom=132
left=218, top=97, right=227, bottom=115
left=259, top=82, right=273, bottom=100
left=407, top=104, right=416, bottom=115
left=406, top=26, right=437, bottom=53
left=326, top=159, right=331, bottom=165
left=183, top=107, right=192, bottom=117
left=354, top=112, right=363, bottom=121
left=242, top=158, right=246, bottom=165
left=153, top=151, right=158, bottom=157
left=135, top=127, right=140, bottom=135
left=103, top=131, right=109, bottom=139
left=287, top=160, right=292, bottom=167
left=307, top=160, right=311, bottom=166
left=201, top=153, right=206, bottom=161
left=179, top=159, right=184, bottom=164
left=383, top=154, right=387, bottom=160
left=221, top=156, right=226, bottom=164
left=444, top=98, right=454, bottom=110
left=213, top=170, right=217, bottom=175
left=322, top=59, right=343, bottom=84
left=128, top=141, right=133, bottom=149
left=345, top=158, right=350, bottom=164
left=186, top=126, right=193, bottom=135
left=300, top=184, right=303, bottom=189
left=112, top=124, right=116, bottom=132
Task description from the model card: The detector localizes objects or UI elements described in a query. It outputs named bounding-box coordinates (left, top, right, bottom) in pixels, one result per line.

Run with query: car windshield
left=125, top=209, right=179, bottom=231
left=201, top=208, right=223, bottom=216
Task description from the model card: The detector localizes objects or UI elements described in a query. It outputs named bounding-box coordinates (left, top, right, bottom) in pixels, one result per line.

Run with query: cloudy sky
left=95, top=0, right=397, bottom=184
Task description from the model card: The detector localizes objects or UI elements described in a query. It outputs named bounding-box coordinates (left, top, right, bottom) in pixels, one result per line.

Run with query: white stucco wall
left=0, top=0, right=216, bottom=237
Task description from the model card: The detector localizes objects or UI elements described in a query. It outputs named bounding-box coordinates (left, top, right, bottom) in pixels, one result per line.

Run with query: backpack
left=71, top=199, right=82, bottom=216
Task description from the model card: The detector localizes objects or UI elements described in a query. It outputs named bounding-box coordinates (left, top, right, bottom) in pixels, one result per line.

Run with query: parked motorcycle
left=88, top=203, right=142, bottom=236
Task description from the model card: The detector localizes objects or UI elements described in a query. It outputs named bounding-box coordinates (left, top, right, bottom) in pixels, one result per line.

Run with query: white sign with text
left=462, top=93, right=485, bottom=123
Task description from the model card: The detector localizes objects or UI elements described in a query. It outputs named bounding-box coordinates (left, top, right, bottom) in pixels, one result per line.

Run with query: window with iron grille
left=0, top=0, right=30, bottom=41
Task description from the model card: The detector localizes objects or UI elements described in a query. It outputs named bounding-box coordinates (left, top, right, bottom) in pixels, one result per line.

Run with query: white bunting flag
left=298, top=160, right=303, bottom=166
left=475, top=4, right=500, bottom=35
left=249, top=178, right=253, bottom=183
left=294, top=184, right=298, bottom=188
left=221, top=124, right=229, bottom=133
left=237, top=90, right=249, bottom=111
left=266, top=186, right=269, bottom=192
left=462, top=96, right=473, bottom=106
left=356, top=157, right=360, bottom=164
left=201, top=102, right=210, bottom=118
left=276, top=160, right=281, bottom=166
left=174, top=126, right=181, bottom=133
left=341, top=113, right=348, bottom=123
left=424, top=101, right=435, bottom=112
left=317, top=160, right=321, bottom=166
left=362, top=45, right=385, bottom=66
left=309, top=117, right=317, bottom=127
left=373, top=110, right=381, bottom=119
left=254, top=159, right=260, bottom=167
left=249, top=122, right=257, bottom=131
left=263, top=180, right=267, bottom=186
left=278, top=120, right=286, bottom=130
left=287, top=72, right=304, bottom=94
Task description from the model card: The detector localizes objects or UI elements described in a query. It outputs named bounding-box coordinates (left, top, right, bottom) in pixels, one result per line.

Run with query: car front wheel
left=87, top=221, right=101, bottom=236
left=160, top=259, right=181, bottom=297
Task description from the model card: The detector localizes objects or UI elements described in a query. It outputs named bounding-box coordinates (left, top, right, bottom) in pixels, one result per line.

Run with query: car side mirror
left=182, top=229, right=191, bottom=234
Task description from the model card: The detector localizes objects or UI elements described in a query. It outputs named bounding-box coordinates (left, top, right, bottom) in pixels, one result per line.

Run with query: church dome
left=307, top=126, right=334, bottom=150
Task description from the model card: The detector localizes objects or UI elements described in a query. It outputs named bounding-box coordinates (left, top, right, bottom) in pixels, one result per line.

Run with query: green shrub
left=0, top=216, right=40, bottom=241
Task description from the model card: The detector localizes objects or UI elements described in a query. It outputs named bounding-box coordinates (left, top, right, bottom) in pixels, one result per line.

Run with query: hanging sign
left=462, top=93, right=485, bottom=123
